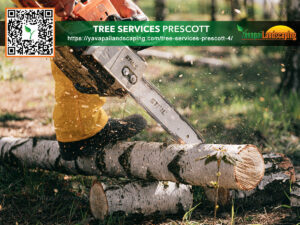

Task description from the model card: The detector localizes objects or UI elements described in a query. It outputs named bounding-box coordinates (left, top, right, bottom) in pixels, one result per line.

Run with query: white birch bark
left=90, top=180, right=193, bottom=220
left=0, top=137, right=264, bottom=190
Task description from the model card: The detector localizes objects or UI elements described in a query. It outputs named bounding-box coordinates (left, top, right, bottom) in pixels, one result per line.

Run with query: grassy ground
left=1, top=45, right=299, bottom=224
left=116, top=46, right=300, bottom=164
left=0, top=0, right=299, bottom=224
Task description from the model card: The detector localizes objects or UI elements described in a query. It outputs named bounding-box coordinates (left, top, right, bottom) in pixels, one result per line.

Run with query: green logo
left=237, top=25, right=262, bottom=40
left=25, top=25, right=36, bottom=40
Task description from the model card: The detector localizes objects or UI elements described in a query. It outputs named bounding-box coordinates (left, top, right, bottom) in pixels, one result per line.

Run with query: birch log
left=0, top=137, right=264, bottom=190
left=291, top=167, right=300, bottom=207
left=90, top=180, right=193, bottom=220
left=205, top=153, right=298, bottom=207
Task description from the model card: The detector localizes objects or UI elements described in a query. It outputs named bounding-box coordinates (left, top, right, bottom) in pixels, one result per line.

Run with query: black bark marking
left=118, top=143, right=135, bottom=178
left=32, top=137, right=38, bottom=148
left=0, top=141, right=9, bottom=163
left=167, top=150, right=186, bottom=184
left=104, top=185, right=121, bottom=191
left=9, top=138, right=30, bottom=154
left=146, top=169, right=156, bottom=181
left=96, top=148, right=107, bottom=175
left=0, top=141, right=8, bottom=159
left=177, top=202, right=185, bottom=214
left=160, top=143, right=168, bottom=151
left=46, top=147, right=51, bottom=156
left=293, top=181, right=300, bottom=188
left=53, top=155, right=75, bottom=174
left=54, top=155, right=61, bottom=170
left=7, top=139, right=30, bottom=166
left=75, top=159, right=90, bottom=176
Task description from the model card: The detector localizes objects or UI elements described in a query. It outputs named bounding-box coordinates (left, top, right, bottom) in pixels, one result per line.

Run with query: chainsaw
left=20, top=0, right=204, bottom=144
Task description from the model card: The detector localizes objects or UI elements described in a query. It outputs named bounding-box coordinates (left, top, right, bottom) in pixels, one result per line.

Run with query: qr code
left=5, top=8, right=54, bottom=57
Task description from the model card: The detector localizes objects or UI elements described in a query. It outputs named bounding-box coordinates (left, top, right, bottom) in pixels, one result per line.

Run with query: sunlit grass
left=109, top=46, right=300, bottom=159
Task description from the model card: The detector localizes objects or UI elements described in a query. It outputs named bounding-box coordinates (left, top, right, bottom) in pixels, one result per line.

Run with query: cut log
left=90, top=180, right=193, bottom=220
left=0, top=137, right=264, bottom=190
left=138, top=49, right=231, bottom=68
left=205, top=153, right=297, bottom=207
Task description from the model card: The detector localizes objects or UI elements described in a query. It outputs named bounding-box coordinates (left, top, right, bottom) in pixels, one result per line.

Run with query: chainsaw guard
left=54, top=46, right=127, bottom=97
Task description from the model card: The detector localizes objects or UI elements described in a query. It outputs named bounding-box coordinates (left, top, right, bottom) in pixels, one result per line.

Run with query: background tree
left=278, top=0, right=300, bottom=94
left=278, top=0, right=285, bottom=20
left=248, top=0, right=255, bottom=19
left=263, top=0, right=271, bottom=19
left=155, top=0, right=167, bottom=21
left=211, top=0, right=216, bottom=21
left=230, top=0, right=240, bottom=20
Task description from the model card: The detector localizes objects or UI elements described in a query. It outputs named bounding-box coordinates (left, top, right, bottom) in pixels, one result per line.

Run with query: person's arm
left=110, top=0, right=145, bottom=18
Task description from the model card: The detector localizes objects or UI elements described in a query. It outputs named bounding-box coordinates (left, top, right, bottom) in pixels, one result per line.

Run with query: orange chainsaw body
left=72, top=0, right=120, bottom=21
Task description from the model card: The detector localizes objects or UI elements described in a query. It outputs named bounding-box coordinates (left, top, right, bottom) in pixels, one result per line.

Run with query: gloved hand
left=110, top=0, right=147, bottom=20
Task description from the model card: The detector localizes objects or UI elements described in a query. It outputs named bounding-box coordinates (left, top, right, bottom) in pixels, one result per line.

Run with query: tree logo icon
left=24, top=25, right=36, bottom=40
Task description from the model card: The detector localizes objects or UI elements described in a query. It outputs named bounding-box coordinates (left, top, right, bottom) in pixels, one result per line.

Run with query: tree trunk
left=279, top=46, right=300, bottom=94
left=205, top=153, right=298, bottom=207
left=90, top=180, right=193, bottom=220
left=155, top=0, right=167, bottom=21
left=248, top=0, right=255, bottom=20
left=138, top=49, right=231, bottom=68
left=230, top=0, right=240, bottom=20
left=278, top=0, right=300, bottom=94
left=211, top=0, right=216, bottom=21
left=243, top=0, right=247, bottom=9
left=263, top=0, right=271, bottom=19
left=279, top=0, right=285, bottom=20
left=0, top=137, right=264, bottom=190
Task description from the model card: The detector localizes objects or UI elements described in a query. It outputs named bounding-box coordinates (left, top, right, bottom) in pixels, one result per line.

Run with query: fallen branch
left=90, top=180, right=193, bottom=220
left=0, top=137, right=264, bottom=190
left=138, top=49, right=231, bottom=68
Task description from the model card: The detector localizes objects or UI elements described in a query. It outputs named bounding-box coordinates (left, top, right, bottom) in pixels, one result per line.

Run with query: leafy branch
left=25, top=26, right=35, bottom=40
left=196, top=147, right=242, bottom=225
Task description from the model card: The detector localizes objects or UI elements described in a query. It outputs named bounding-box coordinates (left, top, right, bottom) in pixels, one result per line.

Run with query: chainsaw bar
left=83, top=46, right=203, bottom=144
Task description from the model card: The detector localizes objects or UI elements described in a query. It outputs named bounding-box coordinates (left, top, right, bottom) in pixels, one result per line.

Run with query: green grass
left=111, top=46, right=299, bottom=162
left=0, top=1, right=297, bottom=224
left=0, top=166, right=93, bottom=224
